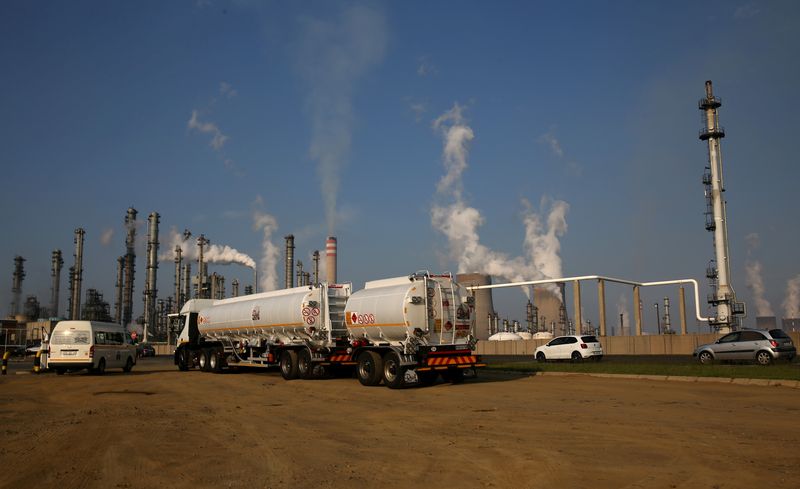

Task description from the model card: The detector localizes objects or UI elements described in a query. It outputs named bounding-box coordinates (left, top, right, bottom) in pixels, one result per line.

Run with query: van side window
left=95, top=332, right=106, bottom=345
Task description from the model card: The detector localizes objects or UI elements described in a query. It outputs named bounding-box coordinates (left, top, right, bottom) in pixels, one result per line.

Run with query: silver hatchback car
left=693, top=329, right=796, bottom=365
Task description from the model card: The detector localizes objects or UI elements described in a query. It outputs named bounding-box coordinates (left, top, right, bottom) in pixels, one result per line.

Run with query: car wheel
left=123, top=357, right=134, bottom=373
left=536, top=352, right=546, bottom=363
left=698, top=351, right=714, bottom=365
left=571, top=351, right=583, bottom=363
left=755, top=350, right=772, bottom=366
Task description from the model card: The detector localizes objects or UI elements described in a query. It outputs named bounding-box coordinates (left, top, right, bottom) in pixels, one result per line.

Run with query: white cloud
left=734, top=4, right=760, bottom=19
left=187, top=109, right=229, bottom=150
left=417, top=56, right=437, bottom=77
left=220, top=81, right=238, bottom=98
left=100, top=228, right=114, bottom=246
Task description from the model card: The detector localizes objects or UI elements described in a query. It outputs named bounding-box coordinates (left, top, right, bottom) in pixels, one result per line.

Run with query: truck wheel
left=209, top=349, right=223, bottom=373
left=199, top=349, right=210, bottom=372
left=382, top=352, right=406, bottom=389
left=297, top=348, right=313, bottom=379
left=441, top=368, right=464, bottom=384
left=280, top=350, right=299, bottom=380
left=177, top=349, right=190, bottom=371
left=357, top=351, right=383, bottom=386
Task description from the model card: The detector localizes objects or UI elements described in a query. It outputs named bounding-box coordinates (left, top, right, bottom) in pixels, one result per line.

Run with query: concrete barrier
left=475, top=332, right=799, bottom=356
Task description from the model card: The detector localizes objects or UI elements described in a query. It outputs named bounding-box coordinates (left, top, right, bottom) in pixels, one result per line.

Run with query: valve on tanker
left=408, top=296, right=423, bottom=305
left=307, top=300, right=319, bottom=308
left=413, top=328, right=427, bottom=338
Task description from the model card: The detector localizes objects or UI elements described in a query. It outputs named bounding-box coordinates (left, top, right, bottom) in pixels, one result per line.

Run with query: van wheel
left=382, top=352, right=406, bottom=389
left=297, top=349, right=313, bottom=379
left=280, top=350, right=299, bottom=380
left=357, top=351, right=383, bottom=386
left=94, top=358, right=106, bottom=375
left=123, top=357, right=134, bottom=373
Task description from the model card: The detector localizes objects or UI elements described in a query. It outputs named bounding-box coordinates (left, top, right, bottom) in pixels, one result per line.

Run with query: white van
left=48, top=321, right=137, bottom=375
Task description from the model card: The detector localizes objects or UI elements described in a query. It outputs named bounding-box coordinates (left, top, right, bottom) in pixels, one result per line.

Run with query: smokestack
left=197, top=234, right=209, bottom=298
left=231, top=279, right=239, bottom=297
left=182, top=263, right=191, bottom=304
left=699, top=81, right=742, bottom=329
left=50, top=250, right=63, bottom=318
left=10, top=256, right=25, bottom=316
left=326, top=236, right=337, bottom=284
left=123, top=207, right=138, bottom=327
left=71, top=228, right=85, bottom=320
left=114, top=257, right=124, bottom=323
left=284, top=235, right=295, bottom=289
left=143, top=212, right=160, bottom=342
left=312, top=250, right=320, bottom=285
left=174, top=245, right=182, bottom=312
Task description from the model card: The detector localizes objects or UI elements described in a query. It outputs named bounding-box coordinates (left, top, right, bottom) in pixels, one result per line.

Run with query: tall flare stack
left=174, top=245, right=182, bottom=312
left=143, top=212, right=160, bottom=342
left=326, top=236, right=337, bottom=284
left=122, top=207, right=138, bottom=327
left=70, top=228, right=85, bottom=320
left=50, top=250, right=63, bottom=318
left=10, top=256, right=25, bottom=317
left=197, top=234, right=209, bottom=298
left=114, top=256, right=124, bottom=323
left=699, top=81, right=744, bottom=329
left=284, top=235, right=295, bottom=289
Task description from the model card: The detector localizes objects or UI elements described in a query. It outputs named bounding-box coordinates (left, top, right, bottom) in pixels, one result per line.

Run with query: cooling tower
left=326, top=236, right=337, bottom=284
left=535, top=287, right=564, bottom=336
left=456, top=273, right=495, bottom=340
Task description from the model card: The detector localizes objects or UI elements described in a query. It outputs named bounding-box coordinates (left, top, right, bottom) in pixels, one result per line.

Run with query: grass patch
left=488, top=361, right=800, bottom=380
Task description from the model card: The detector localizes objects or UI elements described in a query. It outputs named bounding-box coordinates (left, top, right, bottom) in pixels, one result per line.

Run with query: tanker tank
left=344, top=272, right=474, bottom=349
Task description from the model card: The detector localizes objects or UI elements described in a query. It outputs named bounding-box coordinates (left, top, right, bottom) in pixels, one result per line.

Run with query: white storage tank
left=488, top=332, right=523, bottom=341
left=345, top=273, right=473, bottom=347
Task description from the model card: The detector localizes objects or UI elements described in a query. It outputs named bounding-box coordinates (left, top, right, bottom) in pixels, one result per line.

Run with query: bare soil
left=1, top=358, right=799, bottom=489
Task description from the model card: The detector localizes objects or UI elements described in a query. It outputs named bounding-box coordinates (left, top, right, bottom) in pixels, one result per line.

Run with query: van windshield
left=52, top=331, right=90, bottom=345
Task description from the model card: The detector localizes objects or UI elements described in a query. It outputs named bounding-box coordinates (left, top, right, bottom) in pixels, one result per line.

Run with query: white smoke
left=252, top=205, right=280, bottom=292
left=187, top=109, right=228, bottom=150
left=744, top=232, right=773, bottom=316
left=783, top=275, right=800, bottom=318
left=296, top=4, right=387, bottom=235
left=430, top=103, right=569, bottom=297
left=159, top=228, right=256, bottom=269
left=100, top=228, right=114, bottom=247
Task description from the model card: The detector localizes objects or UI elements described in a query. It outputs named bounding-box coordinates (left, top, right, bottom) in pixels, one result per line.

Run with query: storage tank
left=196, top=283, right=351, bottom=346
left=345, top=273, right=473, bottom=347
left=488, top=332, right=523, bottom=341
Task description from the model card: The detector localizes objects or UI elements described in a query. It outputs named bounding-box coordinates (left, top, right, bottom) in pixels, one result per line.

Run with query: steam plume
left=430, top=103, right=569, bottom=296
left=783, top=275, right=800, bottom=318
left=296, top=4, right=387, bottom=235
left=252, top=205, right=280, bottom=292
left=159, top=228, right=255, bottom=269
left=745, top=261, right=773, bottom=316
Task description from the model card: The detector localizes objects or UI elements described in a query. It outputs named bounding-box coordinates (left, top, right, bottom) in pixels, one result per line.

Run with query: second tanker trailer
left=173, top=271, right=484, bottom=388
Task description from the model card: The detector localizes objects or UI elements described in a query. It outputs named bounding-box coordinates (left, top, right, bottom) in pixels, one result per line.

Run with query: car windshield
left=769, top=329, right=790, bottom=339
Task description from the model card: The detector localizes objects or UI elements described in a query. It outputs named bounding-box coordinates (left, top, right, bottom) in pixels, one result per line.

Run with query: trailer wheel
left=297, top=348, right=313, bottom=379
left=416, top=370, right=438, bottom=387
left=441, top=368, right=464, bottom=384
left=357, top=351, right=383, bottom=387
left=280, top=350, right=299, bottom=380
left=382, top=352, right=406, bottom=389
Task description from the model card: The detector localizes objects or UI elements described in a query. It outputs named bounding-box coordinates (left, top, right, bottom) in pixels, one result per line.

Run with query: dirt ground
left=1, top=358, right=799, bottom=489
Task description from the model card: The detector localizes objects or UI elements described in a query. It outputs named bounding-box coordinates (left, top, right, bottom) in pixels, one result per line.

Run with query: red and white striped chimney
left=326, top=236, right=337, bottom=284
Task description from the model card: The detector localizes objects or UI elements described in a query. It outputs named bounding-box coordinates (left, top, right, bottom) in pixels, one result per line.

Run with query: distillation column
left=143, top=212, right=159, bottom=343
left=50, top=250, right=63, bottom=318
left=71, top=228, right=85, bottom=320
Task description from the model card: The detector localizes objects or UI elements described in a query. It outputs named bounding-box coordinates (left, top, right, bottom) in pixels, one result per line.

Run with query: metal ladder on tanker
left=327, top=291, right=348, bottom=340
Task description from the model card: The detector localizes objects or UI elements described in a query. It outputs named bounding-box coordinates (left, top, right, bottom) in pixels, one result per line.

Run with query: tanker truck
left=172, top=272, right=484, bottom=388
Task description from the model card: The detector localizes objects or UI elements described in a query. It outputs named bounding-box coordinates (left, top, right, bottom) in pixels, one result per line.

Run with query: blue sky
left=1, top=0, right=799, bottom=331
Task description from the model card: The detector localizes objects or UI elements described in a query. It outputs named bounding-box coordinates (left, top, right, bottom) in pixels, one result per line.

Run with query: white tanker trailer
left=173, top=272, right=484, bottom=388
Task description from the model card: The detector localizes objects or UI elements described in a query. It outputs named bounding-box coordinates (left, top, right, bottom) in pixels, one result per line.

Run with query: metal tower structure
left=174, top=245, right=183, bottom=312
left=699, top=80, right=745, bottom=329
left=284, top=235, right=295, bottom=289
left=70, top=228, right=85, bottom=320
left=143, top=212, right=160, bottom=343
left=50, top=250, right=63, bottom=318
left=10, top=256, right=25, bottom=316
left=122, top=207, right=138, bottom=327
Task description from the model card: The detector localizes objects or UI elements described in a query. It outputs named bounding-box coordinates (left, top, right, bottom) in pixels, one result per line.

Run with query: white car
left=535, top=335, right=603, bottom=362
